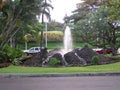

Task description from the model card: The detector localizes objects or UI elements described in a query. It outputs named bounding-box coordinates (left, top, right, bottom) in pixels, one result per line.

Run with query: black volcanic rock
left=21, top=46, right=112, bottom=67
left=64, top=51, right=86, bottom=66
left=21, top=48, right=48, bottom=66
left=75, top=45, right=109, bottom=64
left=21, top=54, right=43, bottom=66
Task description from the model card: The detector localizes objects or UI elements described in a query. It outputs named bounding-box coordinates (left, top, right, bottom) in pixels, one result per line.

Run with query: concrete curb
left=0, top=72, right=120, bottom=78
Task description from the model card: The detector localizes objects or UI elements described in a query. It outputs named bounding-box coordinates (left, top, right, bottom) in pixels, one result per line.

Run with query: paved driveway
left=0, top=76, right=120, bottom=90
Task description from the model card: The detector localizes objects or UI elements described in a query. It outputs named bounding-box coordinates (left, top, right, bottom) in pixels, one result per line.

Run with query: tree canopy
left=0, top=0, right=53, bottom=49
left=66, top=0, right=120, bottom=55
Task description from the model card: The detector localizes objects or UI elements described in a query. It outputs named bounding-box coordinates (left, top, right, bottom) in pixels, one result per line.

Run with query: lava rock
left=75, top=45, right=109, bottom=64
left=64, top=51, right=86, bottom=66
left=21, top=48, right=48, bottom=67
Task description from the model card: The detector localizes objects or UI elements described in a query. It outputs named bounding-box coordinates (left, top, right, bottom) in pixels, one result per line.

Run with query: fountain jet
left=64, top=26, right=73, bottom=52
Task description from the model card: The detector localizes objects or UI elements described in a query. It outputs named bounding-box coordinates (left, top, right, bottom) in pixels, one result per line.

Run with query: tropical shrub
left=0, top=51, right=9, bottom=63
left=11, top=58, right=22, bottom=65
left=92, top=56, right=99, bottom=65
left=0, top=46, right=23, bottom=65
left=48, top=58, right=61, bottom=67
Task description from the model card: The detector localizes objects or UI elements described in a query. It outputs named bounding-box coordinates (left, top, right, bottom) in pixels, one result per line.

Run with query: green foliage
left=48, top=58, right=61, bottom=67
left=0, top=46, right=23, bottom=64
left=5, top=46, right=23, bottom=60
left=0, top=0, right=53, bottom=48
left=47, top=21, right=63, bottom=31
left=103, top=0, right=120, bottom=21
left=0, top=51, right=9, bottom=63
left=11, top=58, right=21, bottom=66
left=92, top=56, right=99, bottom=65
left=69, top=0, right=120, bottom=52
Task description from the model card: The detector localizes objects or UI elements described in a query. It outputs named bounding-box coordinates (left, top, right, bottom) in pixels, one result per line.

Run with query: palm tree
left=40, top=0, right=53, bottom=23
left=39, top=0, right=53, bottom=48
left=0, top=0, right=44, bottom=49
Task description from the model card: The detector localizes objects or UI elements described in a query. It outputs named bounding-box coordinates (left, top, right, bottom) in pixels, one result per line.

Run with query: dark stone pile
left=21, top=48, right=48, bottom=66
left=21, top=54, right=43, bottom=67
left=64, top=51, right=86, bottom=66
left=74, top=45, right=109, bottom=65
left=21, top=45, right=111, bottom=67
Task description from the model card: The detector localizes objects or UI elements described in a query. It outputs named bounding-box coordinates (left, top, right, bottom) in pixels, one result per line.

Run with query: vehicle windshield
left=30, top=48, right=34, bottom=50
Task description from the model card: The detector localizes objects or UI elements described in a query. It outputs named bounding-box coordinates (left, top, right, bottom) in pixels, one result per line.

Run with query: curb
left=0, top=72, right=120, bottom=78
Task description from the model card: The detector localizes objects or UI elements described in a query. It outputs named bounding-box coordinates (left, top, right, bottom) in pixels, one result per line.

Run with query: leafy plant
left=0, top=51, right=9, bottom=63
left=0, top=46, right=23, bottom=64
left=48, top=58, right=61, bottom=67
left=12, top=58, right=22, bottom=65
left=92, top=56, right=99, bottom=65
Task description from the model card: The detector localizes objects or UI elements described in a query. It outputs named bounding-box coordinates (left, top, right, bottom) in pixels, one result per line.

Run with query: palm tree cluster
left=0, top=0, right=53, bottom=49
left=0, top=0, right=53, bottom=65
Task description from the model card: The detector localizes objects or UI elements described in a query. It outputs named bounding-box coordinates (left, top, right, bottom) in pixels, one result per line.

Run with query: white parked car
left=23, top=47, right=44, bottom=54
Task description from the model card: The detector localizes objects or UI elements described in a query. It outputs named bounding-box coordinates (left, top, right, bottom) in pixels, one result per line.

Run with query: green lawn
left=0, top=62, right=120, bottom=74
left=47, top=31, right=63, bottom=34
left=46, top=42, right=91, bottom=49
left=73, top=42, right=94, bottom=48
left=46, top=42, right=63, bottom=49
left=17, top=42, right=89, bottom=50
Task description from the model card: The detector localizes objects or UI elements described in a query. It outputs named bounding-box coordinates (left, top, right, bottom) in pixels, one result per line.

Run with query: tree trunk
left=10, top=38, right=13, bottom=48
left=110, top=40, right=117, bottom=56
left=25, top=42, right=27, bottom=50
left=40, top=12, right=45, bottom=48
left=40, top=31, right=43, bottom=48
left=103, top=30, right=106, bottom=54
left=1, top=9, right=23, bottom=49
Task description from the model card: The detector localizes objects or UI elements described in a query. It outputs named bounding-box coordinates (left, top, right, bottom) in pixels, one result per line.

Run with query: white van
left=23, top=47, right=44, bottom=54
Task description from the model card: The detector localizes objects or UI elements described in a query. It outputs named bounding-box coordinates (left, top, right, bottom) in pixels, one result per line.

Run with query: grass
left=47, top=42, right=92, bottom=49
left=0, top=62, right=120, bottom=74
left=17, top=42, right=89, bottom=50
left=46, top=31, right=63, bottom=34
left=45, top=42, right=63, bottom=49
left=73, top=42, right=94, bottom=48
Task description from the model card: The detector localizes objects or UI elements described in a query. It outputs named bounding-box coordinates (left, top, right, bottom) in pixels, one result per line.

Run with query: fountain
left=42, top=26, right=73, bottom=66
left=42, top=26, right=87, bottom=66
left=64, top=26, right=73, bottom=52
left=22, top=26, right=109, bottom=67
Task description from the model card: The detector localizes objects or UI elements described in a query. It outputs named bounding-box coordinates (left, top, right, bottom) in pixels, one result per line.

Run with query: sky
left=51, top=0, right=83, bottom=23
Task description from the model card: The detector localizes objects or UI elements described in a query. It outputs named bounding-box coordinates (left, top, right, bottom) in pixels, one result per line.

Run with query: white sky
left=51, top=0, right=82, bottom=23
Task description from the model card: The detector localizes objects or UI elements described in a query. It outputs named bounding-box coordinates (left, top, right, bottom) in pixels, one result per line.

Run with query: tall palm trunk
left=40, top=12, right=45, bottom=49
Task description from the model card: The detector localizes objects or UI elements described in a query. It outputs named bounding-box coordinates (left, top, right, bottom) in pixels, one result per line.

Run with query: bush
left=92, top=56, right=99, bottom=65
left=0, top=51, right=9, bottom=63
left=48, top=58, right=61, bottom=67
left=0, top=46, right=23, bottom=65
left=12, top=58, right=22, bottom=65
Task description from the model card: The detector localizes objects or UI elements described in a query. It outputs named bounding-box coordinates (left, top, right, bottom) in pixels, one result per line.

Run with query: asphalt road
left=0, top=76, right=120, bottom=90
